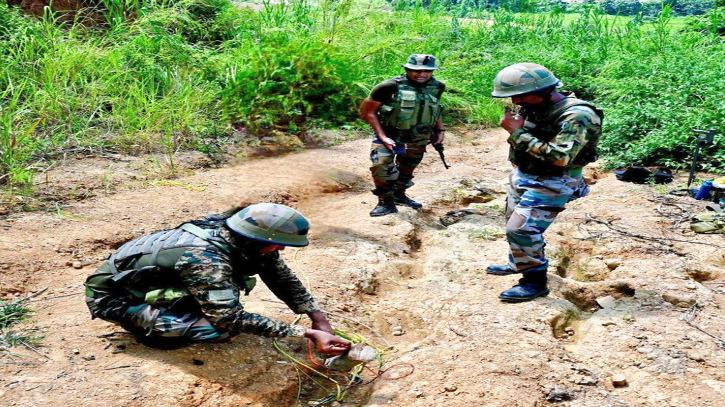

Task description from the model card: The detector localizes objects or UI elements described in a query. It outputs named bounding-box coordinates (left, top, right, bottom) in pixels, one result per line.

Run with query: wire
left=279, top=245, right=415, bottom=406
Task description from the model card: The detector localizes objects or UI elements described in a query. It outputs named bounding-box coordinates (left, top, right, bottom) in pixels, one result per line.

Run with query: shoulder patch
left=207, top=288, right=238, bottom=302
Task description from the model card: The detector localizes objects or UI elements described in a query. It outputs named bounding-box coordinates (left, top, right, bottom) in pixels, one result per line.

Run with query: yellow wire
left=280, top=246, right=401, bottom=404
left=272, top=339, right=343, bottom=385
left=291, top=248, right=312, bottom=294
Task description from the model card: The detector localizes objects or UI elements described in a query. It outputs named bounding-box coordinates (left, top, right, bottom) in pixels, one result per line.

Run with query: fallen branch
left=25, top=288, right=48, bottom=300
left=103, top=365, right=133, bottom=370
left=19, top=340, right=49, bottom=359
left=584, top=213, right=724, bottom=249
left=448, top=324, right=467, bottom=337
left=26, top=292, right=84, bottom=304
left=682, top=305, right=725, bottom=349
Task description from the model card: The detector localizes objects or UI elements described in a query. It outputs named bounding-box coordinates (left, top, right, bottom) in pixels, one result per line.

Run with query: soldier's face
left=259, top=244, right=286, bottom=255
left=511, top=93, right=546, bottom=107
left=405, top=68, right=434, bottom=83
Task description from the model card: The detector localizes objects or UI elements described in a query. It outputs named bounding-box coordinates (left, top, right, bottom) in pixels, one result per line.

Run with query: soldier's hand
left=380, top=136, right=396, bottom=152
left=433, top=130, right=445, bottom=145
left=305, top=329, right=351, bottom=355
left=500, top=106, right=524, bottom=134
left=308, top=310, right=334, bottom=334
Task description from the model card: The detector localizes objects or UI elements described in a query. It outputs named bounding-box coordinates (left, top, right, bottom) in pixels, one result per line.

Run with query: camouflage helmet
left=491, top=63, right=561, bottom=98
left=226, top=203, right=310, bottom=247
left=402, top=54, right=440, bottom=71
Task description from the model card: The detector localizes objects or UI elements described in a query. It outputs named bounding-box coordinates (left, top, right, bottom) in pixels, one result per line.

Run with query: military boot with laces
left=370, top=196, right=398, bottom=217
left=393, top=191, right=423, bottom=209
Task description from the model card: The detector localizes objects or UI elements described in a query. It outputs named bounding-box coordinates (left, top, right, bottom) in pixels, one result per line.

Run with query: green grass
left=468, top=226, right=505, bottom=241
left=1, top=0, right=724, bottom=198
left=0, top=300, right=44, bottom=352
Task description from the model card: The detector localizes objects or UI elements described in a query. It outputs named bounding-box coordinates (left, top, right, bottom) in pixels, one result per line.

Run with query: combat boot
left=393, top=190, right=423, bottom=209
left=486, top=264, right=519, bottom=276
left=370, top=196, right=398, bottom=217
left=499, top=277, right=549, bottom=303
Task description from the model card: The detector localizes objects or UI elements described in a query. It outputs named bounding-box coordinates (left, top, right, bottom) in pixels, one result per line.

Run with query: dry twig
left=584, top=213, right=724, bottom=249
left=682, top=305, right=725, bottom=349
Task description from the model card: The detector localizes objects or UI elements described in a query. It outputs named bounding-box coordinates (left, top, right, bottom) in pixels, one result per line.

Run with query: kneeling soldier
left=85, top=203, right=350, bottom=354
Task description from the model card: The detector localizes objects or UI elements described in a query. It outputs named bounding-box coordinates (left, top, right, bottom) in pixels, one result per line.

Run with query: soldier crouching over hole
left=84, top=203, right=350, bottom=354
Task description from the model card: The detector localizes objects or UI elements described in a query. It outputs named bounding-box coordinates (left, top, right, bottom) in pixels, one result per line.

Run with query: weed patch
left=0, top=300, right=44, bottom=353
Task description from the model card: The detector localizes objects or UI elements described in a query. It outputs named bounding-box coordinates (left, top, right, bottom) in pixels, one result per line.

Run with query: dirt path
left=1, top=129, right=724, bottom=407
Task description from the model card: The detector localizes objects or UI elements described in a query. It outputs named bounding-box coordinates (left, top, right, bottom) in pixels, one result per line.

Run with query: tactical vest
left=378, top=76, right=443, bottom=132
left=107, top=220, right=230, bottom=275
left=512, top=97, right=603, bottom=176
left=101, top=220, right=257, bottom=303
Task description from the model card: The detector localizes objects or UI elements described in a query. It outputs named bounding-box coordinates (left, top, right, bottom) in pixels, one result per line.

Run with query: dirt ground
left=1, top=128, right=724, bottom=407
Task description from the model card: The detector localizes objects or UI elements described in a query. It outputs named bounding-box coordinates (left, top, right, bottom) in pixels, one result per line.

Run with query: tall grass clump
left=0, top=299, right=44, bottom=352
left=220, top=41, right=361, bottom=133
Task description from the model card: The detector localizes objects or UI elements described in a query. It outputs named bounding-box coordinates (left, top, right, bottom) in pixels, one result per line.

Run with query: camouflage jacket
left=87, top=224, right=320, bottom=338
left=509, top=96, right=602, bottom=173
left=176, top=226, right=320, bottom=337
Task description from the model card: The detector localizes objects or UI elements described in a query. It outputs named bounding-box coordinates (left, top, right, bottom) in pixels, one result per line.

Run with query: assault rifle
left=430, top=130, right=450, bottom=169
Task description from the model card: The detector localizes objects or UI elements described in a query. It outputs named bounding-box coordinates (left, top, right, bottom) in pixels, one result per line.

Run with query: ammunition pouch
left=110, top=265, right=168, bottom=296
left=378, top=76, right=443, bottom=133
left=571, top=145, right=598, bottom=167
left=241, top=276, right=257, bottom=296
left=388, top=125, right=434, bottom=142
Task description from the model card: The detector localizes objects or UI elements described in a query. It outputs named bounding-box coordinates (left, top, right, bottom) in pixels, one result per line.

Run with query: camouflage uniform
left=368, top=76, right=445, bottom=197
left=504, top=98, right=602, bottom=283
left=370, top=132, right=430, bottom=194
left=85, top=222, right=318, bottom=343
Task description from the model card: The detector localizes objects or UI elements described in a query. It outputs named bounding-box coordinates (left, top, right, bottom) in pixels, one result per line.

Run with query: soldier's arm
left=360, top=98, right=396, bottom=151
left=256, top=252, right=320, bottom=315
left=176, top=248, right=301, bottom=338
left=512, top=107, right=600, bottom=167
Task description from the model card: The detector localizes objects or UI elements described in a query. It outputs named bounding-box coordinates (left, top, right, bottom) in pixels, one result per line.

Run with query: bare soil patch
left=1, top=128, right=724, bottom=407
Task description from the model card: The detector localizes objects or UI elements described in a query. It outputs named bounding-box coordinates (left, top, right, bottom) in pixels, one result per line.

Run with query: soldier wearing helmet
left=84, top=203, right=351, bottom=354
left=487, top=63, right=603, bottom=302
left=360, top=53, right=447, bottom=217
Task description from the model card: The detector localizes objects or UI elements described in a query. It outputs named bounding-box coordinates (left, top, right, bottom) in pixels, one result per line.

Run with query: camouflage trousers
left=124, top=304, right=226, bottom=342
left=369, top=134, right=429, bottom=196
left=86, top=293, right=227, bottom=343
left=85, top=261, right=226, bottom=344
left=504, top=167, right=583, bottom=282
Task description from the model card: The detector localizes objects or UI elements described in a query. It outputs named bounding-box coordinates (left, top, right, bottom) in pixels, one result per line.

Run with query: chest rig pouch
left=379, top=76, right=443, bottom=132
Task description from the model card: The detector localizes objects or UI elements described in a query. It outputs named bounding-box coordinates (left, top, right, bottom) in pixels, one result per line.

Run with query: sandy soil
left=1, top=128, right=724, bottom=407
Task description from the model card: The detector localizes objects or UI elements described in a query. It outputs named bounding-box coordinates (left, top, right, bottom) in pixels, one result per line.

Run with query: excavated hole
left=550, top=242, right=611, bottom=283
left=404, top=224, right=422, bottom=252
left=548, top=282, right=636, bottom=339
left=320, top=170, right=368, bottom=193
left=559, top=281, right=636, bottom=311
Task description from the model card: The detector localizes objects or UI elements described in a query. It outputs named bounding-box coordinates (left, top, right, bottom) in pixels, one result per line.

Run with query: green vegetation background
left=1, top=0, right=724, bottom=194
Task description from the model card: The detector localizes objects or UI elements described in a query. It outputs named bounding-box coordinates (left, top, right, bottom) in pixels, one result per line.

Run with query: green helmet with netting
left=491, top=63, right=562, bottom=98
left=226, top=203, right=310, bottom=247
left=402, top=54, right=440, bottom=70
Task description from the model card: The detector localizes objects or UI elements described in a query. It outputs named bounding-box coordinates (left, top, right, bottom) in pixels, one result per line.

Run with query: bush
left=220, top=40, right=362, bottom=133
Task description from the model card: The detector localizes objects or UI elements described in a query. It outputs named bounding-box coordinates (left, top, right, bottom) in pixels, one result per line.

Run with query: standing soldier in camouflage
left=84, top=203, right=351, bottom=354
left=487, top=63, right=602, bottom=302
left=360, top=54, right=446, bottom=217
